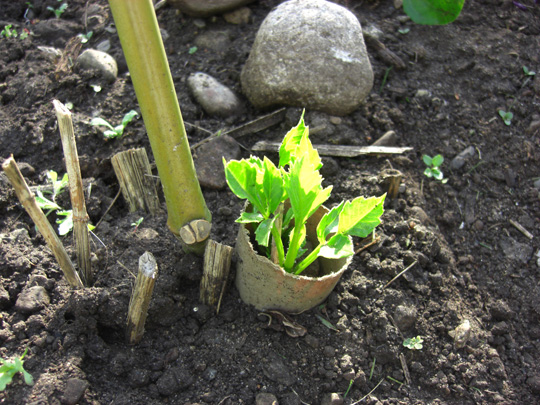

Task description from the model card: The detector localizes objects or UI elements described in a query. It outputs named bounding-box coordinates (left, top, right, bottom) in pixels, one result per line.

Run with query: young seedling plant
left=90, top=110, right=139, bottom=139
left=403, top=336, right=424, bottom=350
left=423, top=154, right=448, bottom=183
left=35, top=170, right=94, bottom=235
left=0, top=25, right=29, bottom=39
left=47, top=1, right=68, bottom=18
left=0, top=348, right=33, bottom=391
left=224, top=113, right=386, bottom=276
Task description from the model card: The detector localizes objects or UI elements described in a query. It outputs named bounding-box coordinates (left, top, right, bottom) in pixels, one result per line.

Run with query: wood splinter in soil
left=2, top=156, right=84, bottom=289
left=111, top=148, right=160, bottom=215
left=200, top=240, right=233, bottom=313
left=53, top=100, right=93, bottom=286
left=127, top=251, right=158, bottom=345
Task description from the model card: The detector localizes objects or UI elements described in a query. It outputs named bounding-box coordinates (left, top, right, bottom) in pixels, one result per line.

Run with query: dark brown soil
left=1, top=0, right=540, bottom=404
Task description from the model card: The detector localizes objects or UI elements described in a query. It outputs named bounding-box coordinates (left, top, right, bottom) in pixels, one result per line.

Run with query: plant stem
left=270, top=225, right=285, bottom=266
left=108, top=0, right=211, bottom=255
left=293, top=242, right=323, bottom=275
left=283, top=224, right=305, bottom=272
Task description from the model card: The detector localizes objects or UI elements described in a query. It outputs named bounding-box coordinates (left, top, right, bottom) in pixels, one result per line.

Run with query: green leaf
left=315, top=314, right=339, bottom=331
left=431, top=168, right=443, bottom=180
left=285, top=155, right=332, bottom=226
left=90, top=117, right=114, bottom=130
left=103, top=129, right=120, bottom=139
left=236, top=211, right=264, bottom=224
left=121, top=110, right=139, bottom=127
left=255, top=217, right=275, bottom=247
left=403, top=0, right=465, bottom=25
left=56, top=210, right=73, bottom=235
left=223, top=158, right=266, bottom=215
left=424, top=167, right=433, bottom=178
left=422, top=154, right=433, bottom=166
left=319, top=233, right=354, bottom=259
left=316, top=202, right=344, bottom=244
left=262, top=157, right=285, bottom=217
left=35, top=190, right=62, bottom=211
left=338, top=195, right=385, bottom=238
left=279, top=110, right=307, bottom=167
left=498, top=110, right=513, bottom=126
left=431, top=154, right=444, bottom=167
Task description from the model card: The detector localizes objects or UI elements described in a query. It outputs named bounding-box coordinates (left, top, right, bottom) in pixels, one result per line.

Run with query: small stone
left=194, top=135, right=241, bottom=189
left=527, top=375, right=540, bottom=394
left=62, top=378, right=89, bottom=405
left=372, top=130, right=397, bottom=146
left=15, top=286, right=50, bottom=314
left=394, top=305, right=417, bottom=331
left=339, top=354, right=353, bottom=370
left=168, top=0, right=254, bottom=17
left=263, top=352, right=292, bottom=385
left=489, top=300, right=513, bottom=321
left=224, top=7, right=252, bottom=24
left=0, top=285, right=10, bottom=309
left=329, top=116, right=342, bottom=125
left=415, top=89, right=430, bottom=98
left=256, top=392, right=279, bottom=405
left=217, top=206, right=233, bottom=216
left=304, top=334, right=320, bottom=348
left=320, top=157, right=339, bottom=177
left=156, top=366, right=194, bottom=396
left=76, top=49, right=118, bottom=83
left=188, top=72, right=244, bottom=117
left=320, top=393, right=344, bottom=405
left=499, top=237, right=533, bottom=264
left=450, top=146, right=475, bottom=170
left=323, top=346, right=335, bottom=357
left=194, top=30, right=231, bottom=51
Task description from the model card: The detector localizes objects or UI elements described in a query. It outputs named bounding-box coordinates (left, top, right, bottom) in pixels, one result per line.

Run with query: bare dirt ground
left=1, top=0, right=540, bottom=404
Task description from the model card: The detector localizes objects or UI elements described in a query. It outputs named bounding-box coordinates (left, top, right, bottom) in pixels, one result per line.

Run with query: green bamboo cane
left=108, top=0, right=211, bottom=255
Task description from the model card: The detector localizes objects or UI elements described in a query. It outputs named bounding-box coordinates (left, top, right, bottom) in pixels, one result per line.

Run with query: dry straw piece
left=53, top=99, right=93, bottom=286
left=200, top=240, right=233, bottom=311
left=2, top=156, right=84, bottom=289
left=127, top=251, right=158, bottom=344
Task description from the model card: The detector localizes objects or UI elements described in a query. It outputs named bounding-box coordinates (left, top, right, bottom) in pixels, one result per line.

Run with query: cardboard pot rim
left=234, top=204, right=352, bottom=312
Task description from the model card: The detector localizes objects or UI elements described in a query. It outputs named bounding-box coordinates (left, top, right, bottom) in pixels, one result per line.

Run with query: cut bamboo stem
left=200, top=240, right=233, bottom=310
left=127, top=251, right=158, bottom=344
left=2, top=156, right=83, bottom=289
left=382, top=170, right=403, bottom=200
left=53, top=100, right=93, bottom=286
left=111, top=148, right=160, bottom=215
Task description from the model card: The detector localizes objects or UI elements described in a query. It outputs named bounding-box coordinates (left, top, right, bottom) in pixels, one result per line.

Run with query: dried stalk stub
left=126, top=251, right=158, bottom=345
left=2, top=156, right=83, bottom=289
left=200, top=240, right=233, bottom=309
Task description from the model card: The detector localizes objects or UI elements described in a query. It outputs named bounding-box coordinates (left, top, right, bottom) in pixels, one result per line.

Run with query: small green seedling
left=403, top=336, right=424, bottom=350
left=47, top=2, right=68, bottom=18
left=90, top=110, right=139, bottom=139
left=0, top=348, right=33, bottom=391
left=224, top=113, right=385, bottom=275
left=188, top=46, right=198, bottom=54
left=523, top=66, right=536, bottom=77
left=56, top=210, right=96, bottom=236
left=35, top=170, right=68, bottom=215
left=498, top=109, right=513, bottom=126
left=1, top=25, right=28, bottom=39
left=77, top=31, right=93, bottom=44
left=131, top=217, right=144, bottom=232
left=398, top=28, right=410, bottom=34
left=90, top=84, right=102, bottom=93
left=423, top=154, right=447, bottom=183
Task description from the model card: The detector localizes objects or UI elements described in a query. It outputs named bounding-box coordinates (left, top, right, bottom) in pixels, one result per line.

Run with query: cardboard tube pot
left=235, top=205, right=352, bottom=313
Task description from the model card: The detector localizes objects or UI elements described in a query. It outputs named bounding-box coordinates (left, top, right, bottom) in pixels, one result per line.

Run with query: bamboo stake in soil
left=127, top=251, right=158, bottom=344
left=2, top=156, right=83, bottom=289
left=200, top=240, right=233, bottom=310
left=53, top=100, right=92, bottom=286
left=111, top=148, right=160, bottom=215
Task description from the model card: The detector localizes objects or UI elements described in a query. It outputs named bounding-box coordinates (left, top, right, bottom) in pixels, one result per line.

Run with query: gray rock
left=187, top=72, right=244, bottom=117
left=450, top=146, right=475, bottom=170
left=76, top=49, right=118, bottom=83
left=256, top=392, right=279, bottom=405
left=156, top=366, right=194, bottom=396
left=500, top=237, right=533, bottom=264
left=168, top=0, right=254, bottom=17
left=394, top=305, right=417, bottom=330
left=372, top=130, right=398, bottom=146
left=194, top=135, right=241, bottom=189
left=263, top=352, right=292, bottom=386
left=62, top=378, right=89, bottom=405
left=15, top=286, right=50, bottom=314
left=489, top=299, right=513, bottom=321
left=241, top=0, right=373, bottom=116
left=224, top=7, right=252, bottom=24
left=320, top=393, right=344, bottom=405
left=194, top=30, right=231, bottom=51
